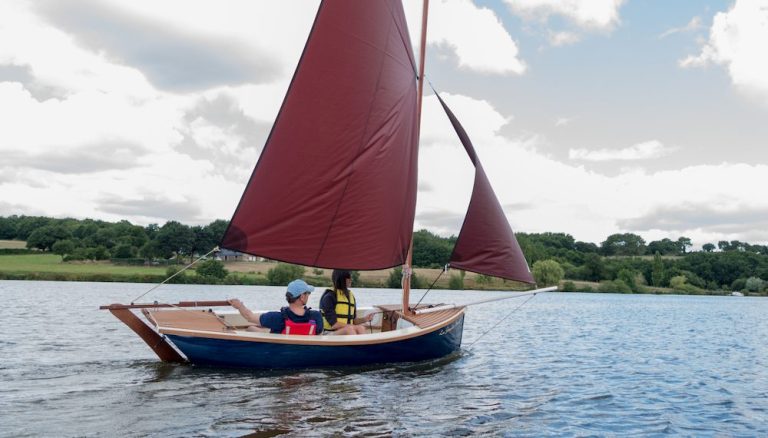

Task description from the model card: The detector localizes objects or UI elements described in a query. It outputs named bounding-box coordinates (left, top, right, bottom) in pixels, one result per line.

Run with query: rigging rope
left=131, top=246, right=219, bottom=304
left=465, top=292, right=539, bottom=350
left=412, top=264, right=447, bottom=311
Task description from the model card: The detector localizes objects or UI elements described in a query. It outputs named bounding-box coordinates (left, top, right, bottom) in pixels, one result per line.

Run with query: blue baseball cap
left=286, top=279, right=315, bottom=298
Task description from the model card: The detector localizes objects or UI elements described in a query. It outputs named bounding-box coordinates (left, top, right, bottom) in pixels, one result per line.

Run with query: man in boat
left=320, top=269, right=373, bottom=335
left=228, top=279, right=323, bottom=335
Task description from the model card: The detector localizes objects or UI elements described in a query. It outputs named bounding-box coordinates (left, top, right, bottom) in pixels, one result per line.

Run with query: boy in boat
left=320, top=269, right=373, bottom=335
left=228, top=279, right=324, bottom=335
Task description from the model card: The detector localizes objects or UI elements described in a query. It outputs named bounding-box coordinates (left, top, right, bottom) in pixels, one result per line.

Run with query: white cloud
left=406, top=0, right=526, bottom=75
left=0, top=1, right=288, bottom=225
left=659, top=16, right=703, bottom=39
left=613, top=164, right=768, bottom=247
left=568, top=140, right=674, bottom=162
left=504, top=0, right=625, bottom=30
left=416, top=93, right=768, bottom=248
left=548, top=31, right=581, bottom=46
left=92, top=1, right=318, bottom=79
left=1, top=0, right=766, bottom=250
left=680, top=0, right=768, bottom=101
left=33, top=0, right=282, bottom=92
left=0, top=2, right=155, bottom=98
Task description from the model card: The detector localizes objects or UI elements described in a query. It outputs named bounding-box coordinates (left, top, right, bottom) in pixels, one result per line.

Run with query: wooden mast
left=403, top=0, right=429, bottom=316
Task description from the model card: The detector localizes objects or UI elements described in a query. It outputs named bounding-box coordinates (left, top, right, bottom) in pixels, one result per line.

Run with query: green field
left=0, top=253, right=527, bottom=290
left=0, top=240, right=26, bottom=249
left=0, top=253, right=183, bottom=283
left=0, top=253, right=273, bottom=284
left=0, top=254, right=168, bottom=275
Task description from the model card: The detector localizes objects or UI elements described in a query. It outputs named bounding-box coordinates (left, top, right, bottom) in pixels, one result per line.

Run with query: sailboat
left=101, top=0, right=535, bottom=369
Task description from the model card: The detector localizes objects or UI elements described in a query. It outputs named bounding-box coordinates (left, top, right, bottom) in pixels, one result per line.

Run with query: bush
left=88, top=246, right=110, bottom=260
left=616, top=268, right=638, bottom=292
left=195, top=259, right=228, bottom=281
left=62, top=246, right=110, bottom=261
left=598, top=279, right=632, bottom=293
left=387, top=267, right=403, bottom=288
left=745, top=276, right=766, bottom=293
left=266, top=263, right=305, bottom=286
left=52, top=239, right=76, bottom=257
left=669, top=275, right=702, bottom=294
left=561, top=280, right=576, bottom=292
left=731, top=278, right=747, bottom=291
left=475, top=274, right=493, bottom=285
left=532, top=259, right=564, bottom=287
left=448, top=274, right=464, bottom=290
left=165, top=266, right=189, bottom=284
left=386, top=267, right=423, bottom=289
left=679, top=270, right=707, bottom=289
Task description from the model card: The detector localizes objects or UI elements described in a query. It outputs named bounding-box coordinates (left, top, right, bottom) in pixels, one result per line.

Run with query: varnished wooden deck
left=144, top=309, right=230, bottom=332
left=376, top=304, right=466, bottom=329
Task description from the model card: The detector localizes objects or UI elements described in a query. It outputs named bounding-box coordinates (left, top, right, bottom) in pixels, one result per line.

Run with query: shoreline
left=0, top=254, right=755, bottom=296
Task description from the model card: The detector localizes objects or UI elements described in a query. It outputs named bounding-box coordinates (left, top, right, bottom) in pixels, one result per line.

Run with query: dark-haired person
left=319, top=269, right=373, bottom=335
left=229, top=279, right=323, bottom=335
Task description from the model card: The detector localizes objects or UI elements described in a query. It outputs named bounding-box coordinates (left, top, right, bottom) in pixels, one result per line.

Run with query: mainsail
left=435, top=94, right=534, bottom=284
left=221, top=0, right=419, bottom=270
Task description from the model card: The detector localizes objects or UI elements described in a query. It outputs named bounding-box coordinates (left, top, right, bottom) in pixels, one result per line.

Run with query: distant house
left=215, top=249, right=259, bottom=262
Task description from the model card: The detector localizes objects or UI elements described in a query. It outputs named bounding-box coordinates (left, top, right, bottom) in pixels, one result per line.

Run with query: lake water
left=1, top=280, right=766, bottom=437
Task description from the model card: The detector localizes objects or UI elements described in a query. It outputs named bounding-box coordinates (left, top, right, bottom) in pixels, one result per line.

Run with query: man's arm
left=228, top=299, right=261, bottom=326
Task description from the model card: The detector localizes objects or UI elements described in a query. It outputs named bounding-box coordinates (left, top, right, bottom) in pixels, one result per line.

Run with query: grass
left=0, top=253, right=531, bottom=290
left=0, top=240, right=26, bottom=249
left=0, top=254, right=168, bottom=276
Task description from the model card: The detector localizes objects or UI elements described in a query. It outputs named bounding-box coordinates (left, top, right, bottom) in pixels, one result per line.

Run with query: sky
left=0, top=0, right=767, bottom=250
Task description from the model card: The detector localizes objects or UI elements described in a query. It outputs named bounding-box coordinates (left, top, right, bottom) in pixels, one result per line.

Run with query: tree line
left=409, top=230, right=768, bottom=294
left=0, top=215, right=227, bottom=262
left=2, top=215, right=767, bottom=293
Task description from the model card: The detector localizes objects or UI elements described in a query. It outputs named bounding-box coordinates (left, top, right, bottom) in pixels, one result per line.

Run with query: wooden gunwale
left=158, top=307, right=465, bottom=347
left=99, top=301, right=231, bottom=310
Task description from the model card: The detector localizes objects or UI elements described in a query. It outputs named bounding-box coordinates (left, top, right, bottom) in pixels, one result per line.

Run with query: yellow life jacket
left=322, top=288, right=356, bottom=330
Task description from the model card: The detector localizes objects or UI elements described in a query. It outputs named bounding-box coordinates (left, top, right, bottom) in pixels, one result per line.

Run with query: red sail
left=220, top=1, right=419, bottom=270
left=436, top=94, right=534, bottom=283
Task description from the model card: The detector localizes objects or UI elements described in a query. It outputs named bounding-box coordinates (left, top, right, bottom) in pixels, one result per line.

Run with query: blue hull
left=166, top=314, right=464, bottom=369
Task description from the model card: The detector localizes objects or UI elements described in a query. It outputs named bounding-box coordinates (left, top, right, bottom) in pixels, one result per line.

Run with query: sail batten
left=435, top=94, right=535, bottom=284
left=220, top=0, right=419, bottom=270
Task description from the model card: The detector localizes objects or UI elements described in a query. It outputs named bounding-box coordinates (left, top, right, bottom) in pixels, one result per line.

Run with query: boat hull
left=165, top=314, right=464, bottom=369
